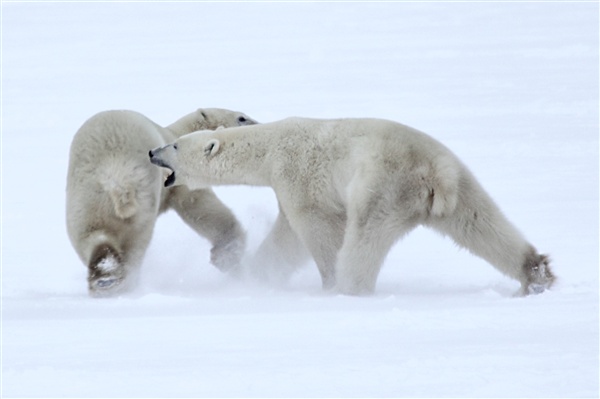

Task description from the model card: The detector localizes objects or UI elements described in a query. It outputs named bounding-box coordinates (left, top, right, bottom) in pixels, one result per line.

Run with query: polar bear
left=66, top=108, right=257, bottom=296
left=149, top=117, right=556, bottom=296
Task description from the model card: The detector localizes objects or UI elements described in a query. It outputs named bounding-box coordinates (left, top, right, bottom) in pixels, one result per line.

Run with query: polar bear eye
left=173, top=143, right=178, bottom=150
left=237, top=116, right=247, bottom=124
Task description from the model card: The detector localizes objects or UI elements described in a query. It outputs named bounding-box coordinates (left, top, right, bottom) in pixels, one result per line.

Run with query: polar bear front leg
left=168, top=186, right=246, bottom=274
left=290, top=208, right=346, bottom=290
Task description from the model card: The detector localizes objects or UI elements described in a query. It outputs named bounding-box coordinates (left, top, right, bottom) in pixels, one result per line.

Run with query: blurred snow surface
left=2, top=2, right=598, bottom=398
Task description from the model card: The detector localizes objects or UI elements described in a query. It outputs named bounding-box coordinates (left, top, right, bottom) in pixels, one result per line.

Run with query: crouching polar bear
left=67, top=108, right=257, bottom=296
left=149, top=117, right=556, bottom=296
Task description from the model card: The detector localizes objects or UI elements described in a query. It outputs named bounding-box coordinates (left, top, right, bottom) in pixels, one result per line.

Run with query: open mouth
left=164, top=170, right=176, bottom=187
left=149, top=151, right=176, bottom=187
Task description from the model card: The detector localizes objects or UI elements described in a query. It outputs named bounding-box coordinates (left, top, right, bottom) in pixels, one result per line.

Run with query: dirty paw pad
left=88, top=244, right=125, bottom=295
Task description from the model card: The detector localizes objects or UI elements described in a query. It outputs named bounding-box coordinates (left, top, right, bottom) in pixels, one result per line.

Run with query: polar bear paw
left=521, top=252, right=555, bottom=296
left=88, top=244, right=126, bottom=296
left=210, top=236, right=245, bottom=274
left=89, top=271, right=125, bottom=297
left=91, top=276, right=121, bottom=290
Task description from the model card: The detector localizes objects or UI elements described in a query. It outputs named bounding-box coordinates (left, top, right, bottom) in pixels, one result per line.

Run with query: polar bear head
left=149, top=131, right=224, bottom=189
left=195, top=108, right=258, bottom=129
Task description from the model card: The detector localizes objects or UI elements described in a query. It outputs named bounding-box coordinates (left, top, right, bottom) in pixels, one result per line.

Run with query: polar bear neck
left=202, top=124, right=279, bottom=187
left=166, top=112, right=209, bottom=138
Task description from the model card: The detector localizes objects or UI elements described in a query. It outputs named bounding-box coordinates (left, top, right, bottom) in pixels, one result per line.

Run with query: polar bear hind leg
left=106, top=185, right=138, bottom=219
left=287, top=206, right=346, bottom=290
left=335, top=159, right=555, bottom=296
left=84, top=222, right=152, bottom=296
left=88, top=241, right=124, bottom=293
left=424, top=169, right=555, bottom=295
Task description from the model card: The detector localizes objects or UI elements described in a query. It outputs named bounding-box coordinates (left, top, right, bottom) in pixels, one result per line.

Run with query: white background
left=2, top=2, right=598, bottom=398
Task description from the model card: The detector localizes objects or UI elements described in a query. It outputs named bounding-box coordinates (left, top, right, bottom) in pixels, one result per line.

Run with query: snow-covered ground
left=2, top=2, right=598, bottom=398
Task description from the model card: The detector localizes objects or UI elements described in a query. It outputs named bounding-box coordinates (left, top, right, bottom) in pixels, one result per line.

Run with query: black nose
left=148, top=150, right=154, bottom=158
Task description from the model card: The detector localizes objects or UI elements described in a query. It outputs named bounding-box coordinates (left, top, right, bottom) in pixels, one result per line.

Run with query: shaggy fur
left=67, top=108, right=257, bottom=296
left=149, top=117, right=555, bottom=296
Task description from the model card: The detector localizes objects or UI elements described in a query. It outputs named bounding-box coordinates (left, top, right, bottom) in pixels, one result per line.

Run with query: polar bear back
left=66, top=111, right=165, bottom=239
left=276, top=118, right=461, bottom=217
left=169, top=117, right=461, bottom=218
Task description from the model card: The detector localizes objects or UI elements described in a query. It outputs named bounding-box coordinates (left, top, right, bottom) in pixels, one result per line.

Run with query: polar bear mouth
left=149, top=150, right=176, bottom=187
left=164, top=170, right=176, bottom=187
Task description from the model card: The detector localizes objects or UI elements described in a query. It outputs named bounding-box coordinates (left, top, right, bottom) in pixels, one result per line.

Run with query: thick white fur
left=149, top=117, right=555, bottom=296
left=66, top=108, right=257, bottom=296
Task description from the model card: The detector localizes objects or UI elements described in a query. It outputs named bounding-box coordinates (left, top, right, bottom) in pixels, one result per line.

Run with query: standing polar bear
left=149, top=117, right=556, bottom=296
left=67, top=108, right=257, bottom=296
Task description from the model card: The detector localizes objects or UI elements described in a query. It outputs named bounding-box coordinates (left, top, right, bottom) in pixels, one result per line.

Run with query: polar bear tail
left=428, top=154, right=460, bottom=217
left=107, top=185, right=138, bottom=219
left=97, top=160, right=143, bottom=219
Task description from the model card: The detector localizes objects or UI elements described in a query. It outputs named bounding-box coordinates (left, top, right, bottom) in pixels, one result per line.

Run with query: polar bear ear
left=204, top=139, right=221, bottom=157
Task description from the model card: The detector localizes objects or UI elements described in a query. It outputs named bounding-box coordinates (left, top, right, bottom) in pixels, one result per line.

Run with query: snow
left=1, top=2, right=598, bottom=398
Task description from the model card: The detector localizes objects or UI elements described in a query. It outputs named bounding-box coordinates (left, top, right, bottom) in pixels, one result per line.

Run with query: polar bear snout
left=149, top=145, right=177, bottom=187
left=148, top=145, right=172, bottom=168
